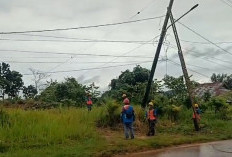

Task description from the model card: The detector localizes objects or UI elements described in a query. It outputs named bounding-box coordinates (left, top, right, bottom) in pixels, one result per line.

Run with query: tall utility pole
left=142, top=0, right=174, bottom=108
left=169, top=12, right=199, bottom=131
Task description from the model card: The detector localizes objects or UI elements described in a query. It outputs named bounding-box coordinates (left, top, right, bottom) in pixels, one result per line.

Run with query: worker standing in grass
left=122, top=94, right=128, bottom=105
left=121, top=98, right=135, bottom=139
left=146, top=102, right=157, bottom=136
left=193, top=104, right=201, bottom=130
left=86, top=93, right=93, bottom=111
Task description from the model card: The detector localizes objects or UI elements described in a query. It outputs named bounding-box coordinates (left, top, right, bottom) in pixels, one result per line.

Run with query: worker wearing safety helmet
left=193, top=104, right=201, bottom=121
left=146, top=102, right=157, bottom=136
left=122, top=94, right=128, bottom=105
left=121, top=98, right=135, bottom=139
left=86, top=93, right=93, bottom=111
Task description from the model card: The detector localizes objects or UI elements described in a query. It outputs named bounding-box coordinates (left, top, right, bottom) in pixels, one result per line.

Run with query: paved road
left=117, top=140, right=232, bottom=157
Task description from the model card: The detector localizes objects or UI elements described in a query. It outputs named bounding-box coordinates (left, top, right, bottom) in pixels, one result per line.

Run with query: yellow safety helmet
left=194, top=104, right=199, bottom=108
left=148, top=102, right=154, bottom=106
left=122, top=94, right=127, bottom=98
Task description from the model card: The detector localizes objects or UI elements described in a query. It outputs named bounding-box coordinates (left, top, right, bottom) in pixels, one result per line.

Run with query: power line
left=201, top=58, right=232, bottom=70
left=23, top=60, right=165, bottom=75
left=43, top=12, right=164, bottom=73
left=0, top=49, right=154, bottom=58
left=97, top=35, right=160, bottom=67
left=177, top=38, right=232, bottom=45
left=138, top=0, right=158, bottom=14
left=220, top=0, right=232, bottom=8
left=168, top=44, right=232, bottom=69
left=0, top=16, right=165, bottom=35
left=124, top=0, right=158, bottom=19
left=3, top=60, right=154, bottom=64
left=1, top=56, right=72, bottom=59
left=178, top=22, right=232, bottom=57
left=44, top=1, right=164, bottom=75
left=48, top=35, right=160, bottom=76
left=186, top=63, right=211, bottom=70
left=167, top=59, right=210, bottom=78
left=0, top=37, right=156, bottom=44
left=204, top=56, right=231, bottom=64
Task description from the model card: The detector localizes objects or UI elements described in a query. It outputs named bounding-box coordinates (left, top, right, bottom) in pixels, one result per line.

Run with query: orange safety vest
left=192, top=113, right=200, bottom=120
left=148, top=109, right=156, bottom=120
left=87, top=98, right=93, bottom=106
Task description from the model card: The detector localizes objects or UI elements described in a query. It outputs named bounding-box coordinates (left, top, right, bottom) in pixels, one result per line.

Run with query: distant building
left=194, top=82, right=230, bottom=98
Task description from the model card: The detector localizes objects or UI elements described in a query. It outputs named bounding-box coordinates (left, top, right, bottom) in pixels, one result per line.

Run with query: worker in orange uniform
left=193, top=104, right=201, bottom=130
left=146, top=102, right=157, bottom=136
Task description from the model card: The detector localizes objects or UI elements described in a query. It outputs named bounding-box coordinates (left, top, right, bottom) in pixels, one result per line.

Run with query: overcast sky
left=0, top=0, right=232, bottom=91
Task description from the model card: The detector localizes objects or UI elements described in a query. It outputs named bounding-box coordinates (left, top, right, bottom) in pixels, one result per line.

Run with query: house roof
left=194, top=82, right=230, bottom=97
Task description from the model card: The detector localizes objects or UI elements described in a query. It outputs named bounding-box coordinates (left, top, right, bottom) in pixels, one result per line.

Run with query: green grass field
left=0, top=105, right=232, bottom=157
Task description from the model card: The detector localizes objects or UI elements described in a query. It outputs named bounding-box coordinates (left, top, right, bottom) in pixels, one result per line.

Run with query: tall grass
left=0, top=101, right=231, bottom=156
left=0, top=107, right=104, bottom=150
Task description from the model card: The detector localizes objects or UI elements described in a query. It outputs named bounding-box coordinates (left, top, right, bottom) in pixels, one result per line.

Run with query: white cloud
left=0, top=0, right=232, bottom=91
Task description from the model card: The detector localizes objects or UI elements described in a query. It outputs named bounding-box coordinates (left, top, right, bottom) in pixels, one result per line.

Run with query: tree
left=163, top=75, right=187, bottom=101
left=211, top=73, right=227, bottom=83
left=105, top=65, right=161, bottom=103
left=224, top=74, right=232, bottom=90
left=40, top=77, right=86, bottom=107
left=5, top=71, right=24, bottom=98
left=29, top=68, right=50, bottom=93
left=39, top=81, right=58, bottom=103
left=85, top=82, right=101, bottom=100
left=0, top=63, right=24, bottom=99
left=0, top=62, right=11, bottom=99
left=23, top=85, right=38, bottom=99
left=211, top=73, right=232, bottom=90
left=203, top=90, right=211, bottom=102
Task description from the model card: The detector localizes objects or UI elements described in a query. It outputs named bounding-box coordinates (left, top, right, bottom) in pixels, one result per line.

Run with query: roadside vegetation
left=0, top=62, right=232, bottom=156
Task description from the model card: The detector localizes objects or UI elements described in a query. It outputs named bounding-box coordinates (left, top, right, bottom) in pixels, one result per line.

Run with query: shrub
left=166, top=105, right=182, bottom=122
left=25, top=99, right=36, bottom=106
left=2, top=100, right=11, bottom=106
left=134, top=106, right=147, bottom=134
left=209, top=97, right=229, bottom=119
left=17, top=99, right=25, bottom=105
left=60, top=99, right=76, bottom=108
left=96, top=99, right=121, bottom=128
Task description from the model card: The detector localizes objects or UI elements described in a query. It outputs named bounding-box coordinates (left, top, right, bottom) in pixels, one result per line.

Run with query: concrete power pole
left=142, top=0, right=174, bottom=108
left=169, top=12, right=199, bottom=131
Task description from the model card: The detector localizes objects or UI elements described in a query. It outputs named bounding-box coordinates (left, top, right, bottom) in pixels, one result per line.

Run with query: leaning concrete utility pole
left=142, top=0, right=174, bottom=108
left=169, top=12, right=199, bottom=131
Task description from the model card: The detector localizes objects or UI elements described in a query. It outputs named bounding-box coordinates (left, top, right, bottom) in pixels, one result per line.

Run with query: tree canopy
left=211, top=73, right=232, bottom=89
left=104, top=65, right=162, bottom=103
left=0, top=62, right=24, bottom=99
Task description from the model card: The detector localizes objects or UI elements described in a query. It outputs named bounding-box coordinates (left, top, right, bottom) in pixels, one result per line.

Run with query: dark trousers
left=193, top=118, right=200, bottom=131
left=147, top=119, right=156, bottom=136
left=123, top=123, right=134, bottom=139
left=87, top=105, right=92, bottom=111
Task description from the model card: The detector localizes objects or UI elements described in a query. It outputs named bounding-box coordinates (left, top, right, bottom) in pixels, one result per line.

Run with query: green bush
left=166, top=105, right=182, bottom=122
left=134, top=106, right=147, bottom=134
left=25, top=99, right=36, bottom=106
left=2, top=100, right=11, bottom=106
left=17, top=99, right=25, bottom=105
left=96, top=99, right=121, bottom=128
left=208, top=97, right=229, bottom=119
left=60, top=99, right=76, bottom=108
